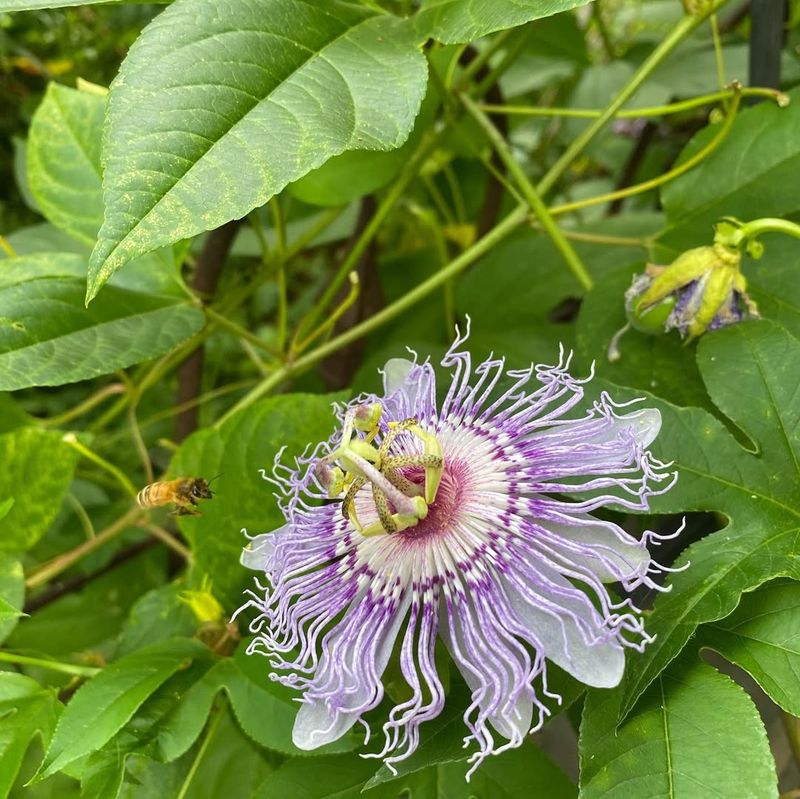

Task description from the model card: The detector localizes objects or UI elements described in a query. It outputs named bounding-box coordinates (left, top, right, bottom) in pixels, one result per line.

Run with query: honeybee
left=136, top=477, right=216, bottom=516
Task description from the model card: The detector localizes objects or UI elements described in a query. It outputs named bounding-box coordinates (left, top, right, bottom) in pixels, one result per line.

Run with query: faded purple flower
left=236, top=326, right=678, bottom=777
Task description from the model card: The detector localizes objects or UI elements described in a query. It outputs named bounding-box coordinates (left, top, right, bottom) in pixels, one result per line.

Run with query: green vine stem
left=42, top=382, right=126, bottom=428
left=478, top=87, right=786, bottom=119
left=549, top=89, right=742, bottom=217
left=738, top=217, right=800, bottom=242
left=461, top=92, right=593, bottom=290
left=26, top=507, right=144, bottom=589
left=0, top=650, right=100, bottom=678
left=296, top=130, right=444, bottom=342
left=536, top=0, right=727, bottom=197
left=176, top=702, right=224, bottom=799
left=63, top=434, right=138, bottom=498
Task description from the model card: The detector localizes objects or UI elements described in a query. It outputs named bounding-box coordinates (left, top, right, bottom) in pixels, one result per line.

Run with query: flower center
left=316, top=403, right=444, bottom=538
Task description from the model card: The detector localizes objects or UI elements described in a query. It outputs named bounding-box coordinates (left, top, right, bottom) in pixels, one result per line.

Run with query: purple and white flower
left=237, top=326, right=678, bottom=776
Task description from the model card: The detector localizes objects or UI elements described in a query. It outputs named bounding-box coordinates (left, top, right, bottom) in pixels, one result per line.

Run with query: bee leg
left=172, top=506, right=201, bottom=517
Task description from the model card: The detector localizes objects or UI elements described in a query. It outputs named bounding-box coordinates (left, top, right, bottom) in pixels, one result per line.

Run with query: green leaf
left=0, top=674, right=61, bottom=799
left=613, top=320, right=800, bottom=722
left=0, top=499, right=13, bottom=521
left=700, top=579, right=800, bottom=715
left=414, top=0, right=593, bottom=44
left=0, top=254, right=203, bottom=391
left=165, top=658, right=346, bottom=758
left=87, top=0, right=427, bottom=299
left=27, top=83, right=105, bottom=247
left=175, top=706, right=276, bottom=799
left=659, top=86, right=800, bottom=248
left=114, top=584, right=197, bottom=658
left=77, top=652, right=219, bottom=797
left=0, top=547, right=25, bottom=645
left=35, top=638, right=209, bottom=779
left=288, top=89, right=439, bottom=207
left=0, top=428, right=78, bottom=552
left=579, top=658, right=777, bottom=798
left=169, top=393, right=341, bottom=607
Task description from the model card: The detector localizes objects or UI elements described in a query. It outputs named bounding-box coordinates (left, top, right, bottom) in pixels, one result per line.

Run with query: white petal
left=240, top=528, right=284, bottom=571
left=500, top=571, right=625, bottom=688
left=382, top=358, right=415, bottom=399
left=542, top=515, right=650, bottom=583
left=589, top=408, right=661, bottom=449
left=292, top=593, right=411, bottom=749
left=293, top=700, right=356, bottom=750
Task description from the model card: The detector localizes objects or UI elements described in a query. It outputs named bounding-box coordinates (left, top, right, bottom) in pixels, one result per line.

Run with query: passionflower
left=237, top=326, right=678, bottom=777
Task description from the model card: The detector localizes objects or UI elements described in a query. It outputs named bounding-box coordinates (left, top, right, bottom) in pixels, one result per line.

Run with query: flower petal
left=590, top=407, right=661, bottom=449
left=500, top=569, right=625, bottom=688
left=382, top=358, right=415, bottom=397
left=292, top=592, right=411, bottom=749
left=240, top=528, right=284, bottom=571
left=535, top=513, right=651, bottom=584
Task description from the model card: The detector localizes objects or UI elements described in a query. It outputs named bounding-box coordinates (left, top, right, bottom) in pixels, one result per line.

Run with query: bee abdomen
left=137, top=482, right=166, bottom=508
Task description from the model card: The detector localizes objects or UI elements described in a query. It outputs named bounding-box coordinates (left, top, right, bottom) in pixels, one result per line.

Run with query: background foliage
left=1, top=0, right=799, bottom=796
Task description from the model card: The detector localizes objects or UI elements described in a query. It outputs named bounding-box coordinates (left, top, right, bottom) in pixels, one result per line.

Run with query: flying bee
left=136, top=476, right=218, bottom=516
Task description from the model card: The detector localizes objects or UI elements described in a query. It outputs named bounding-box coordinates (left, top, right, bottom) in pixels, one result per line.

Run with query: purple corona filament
left=236, top=324, right=679, bottom=778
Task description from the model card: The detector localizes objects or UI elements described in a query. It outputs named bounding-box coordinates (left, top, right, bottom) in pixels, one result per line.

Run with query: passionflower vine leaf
left=700, top=579, right=800, bottom=716
left=87, top=0, right=427, bottom=300
left=615, top=319, right=800, bottom=723
left=580, top=655, right=777, bottom=798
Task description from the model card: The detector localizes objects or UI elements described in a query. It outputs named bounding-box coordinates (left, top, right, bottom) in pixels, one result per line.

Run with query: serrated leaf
left=0, top=674, right=60, bottom=799
left=77, top=652, right=218, bottom=797
left=700, top=579, right=800, bottom=715
left=87, top=0, right=427, bottom=299
left=27, top=83, right=104, bottom=246
left=35, top=639, right=209, bottom=780
left=0, top=428, right=78, bottom=552
left=613, top=320, right=800, bottom=722
left=176, top=706, right=276, bottom=799
left=0, top=254, right=203, bottom=391
left=659, top=86, right=800, bottom=248
left=169, top=393, right=341, bottom=607
left=414, top=0, right=593, bottom=44
left=579, top=658, right=777, bottom=798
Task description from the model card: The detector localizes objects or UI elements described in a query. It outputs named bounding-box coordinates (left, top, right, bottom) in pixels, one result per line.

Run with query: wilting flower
left=627, top=243, right=759, bottom=341
left=236, top=326, right=678, bottom=777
